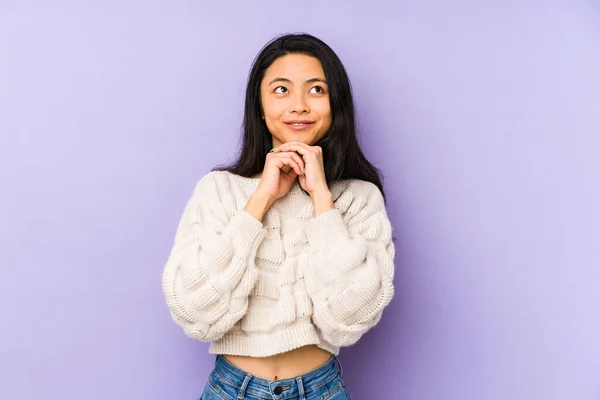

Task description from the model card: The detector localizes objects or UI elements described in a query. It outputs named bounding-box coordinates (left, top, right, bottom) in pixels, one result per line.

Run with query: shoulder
left=193, top=170, right=250, bottom=189
left=332, top=179, right=385, bottom=208
left=191, top=170, right=258, bottom=207
left=332, top=179, right=391, bottom=234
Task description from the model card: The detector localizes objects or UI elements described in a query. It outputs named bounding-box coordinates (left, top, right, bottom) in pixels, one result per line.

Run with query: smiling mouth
left=284, top=121, right=316, bottom=130
left=285, top=121, right=315, bottom=125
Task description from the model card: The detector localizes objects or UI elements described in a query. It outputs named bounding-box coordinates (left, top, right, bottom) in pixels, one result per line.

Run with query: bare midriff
left=223, top=345, right=332, bottom=380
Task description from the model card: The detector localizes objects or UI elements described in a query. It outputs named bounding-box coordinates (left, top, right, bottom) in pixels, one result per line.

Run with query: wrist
left=252, top=188, right=277, bottom=204
left=245, top=191, right=275, bottom=222
left=311, top=189, right=334, bottom=217
left=309, top=185, right=331, bottom=198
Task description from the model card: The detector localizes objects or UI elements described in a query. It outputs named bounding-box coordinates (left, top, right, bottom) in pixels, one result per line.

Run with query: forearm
left=311, top=189, right=334, bottom=217
left=163, top=209, right=265, bottom=340
left=302, top=194, right=396, bottom=346
left=305, top=237, right=395, bottom=347
left=244, top=191, right=275, bottom=222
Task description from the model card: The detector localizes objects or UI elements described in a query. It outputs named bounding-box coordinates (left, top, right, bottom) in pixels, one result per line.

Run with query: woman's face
left=260, top=54, right=332, bottom=148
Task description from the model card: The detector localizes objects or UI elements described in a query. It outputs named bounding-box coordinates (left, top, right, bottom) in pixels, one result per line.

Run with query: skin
left=262, top=53, right=331, bottom=149
left=228, top=54, right=336, bottom=380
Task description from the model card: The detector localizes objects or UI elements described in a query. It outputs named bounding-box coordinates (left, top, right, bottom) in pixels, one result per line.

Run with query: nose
left=289, top=93, right=309, bottom=114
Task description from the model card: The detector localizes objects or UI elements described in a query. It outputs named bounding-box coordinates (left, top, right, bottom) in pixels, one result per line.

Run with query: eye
left=309, top=86, right=326, bottom=94
left=274, top=86, right=288, bottom=94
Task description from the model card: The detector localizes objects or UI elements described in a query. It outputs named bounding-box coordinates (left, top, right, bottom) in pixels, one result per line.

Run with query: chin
left=281, top=134, right=316, bottom=145
left=297, top=138, right=318, bottom=145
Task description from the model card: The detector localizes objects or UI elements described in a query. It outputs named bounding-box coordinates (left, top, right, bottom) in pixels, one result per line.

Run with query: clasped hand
left=255, top=141, right=332, bottom=206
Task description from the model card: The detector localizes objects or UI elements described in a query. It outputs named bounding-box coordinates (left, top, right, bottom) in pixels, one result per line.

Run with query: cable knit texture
left=162, top=171, right=395, bottom=357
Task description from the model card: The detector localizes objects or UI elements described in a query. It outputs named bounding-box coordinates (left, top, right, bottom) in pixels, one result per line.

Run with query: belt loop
left=295, top=376, right=306, bottom=400
left=333, top=355, right=343, bottom=377
left=237, top=373, right=252, bottom=399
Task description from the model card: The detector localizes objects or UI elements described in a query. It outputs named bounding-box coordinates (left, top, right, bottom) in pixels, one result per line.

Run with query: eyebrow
left=268, top=77, right=328, bottom=85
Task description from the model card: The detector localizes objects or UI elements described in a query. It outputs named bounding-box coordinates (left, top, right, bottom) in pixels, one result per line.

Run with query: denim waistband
left=211, top=354, right=343, bottom=399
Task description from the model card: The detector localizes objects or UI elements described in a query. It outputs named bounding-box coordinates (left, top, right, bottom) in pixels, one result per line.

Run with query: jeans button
left=274, top=386, right=283, bottom=395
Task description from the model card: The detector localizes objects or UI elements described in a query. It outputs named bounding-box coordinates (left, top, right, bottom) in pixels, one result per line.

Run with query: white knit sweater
left=162, top=171, right=395, bottom=357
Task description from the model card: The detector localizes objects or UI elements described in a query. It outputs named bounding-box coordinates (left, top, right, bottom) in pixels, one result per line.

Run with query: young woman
left=162, top=33, right=395, bottom=400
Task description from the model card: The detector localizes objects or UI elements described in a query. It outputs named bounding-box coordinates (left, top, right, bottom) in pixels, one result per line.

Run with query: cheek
left=263, top=100, right=286, bottom=120
left=261, top=90, right=277, bottom=115
left=261, top=101, right=282, bottom=133
left=313, top=98, right=331, bottom=116
left=318, top=106, right=332, bottom=132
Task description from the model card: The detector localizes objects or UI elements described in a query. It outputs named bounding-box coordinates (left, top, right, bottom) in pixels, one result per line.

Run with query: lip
left=284, top=120, right=316, bottom=131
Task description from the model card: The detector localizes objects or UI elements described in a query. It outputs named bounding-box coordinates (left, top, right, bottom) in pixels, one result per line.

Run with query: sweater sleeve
left=162, top=173, right=266, bottom=342
left=303, top=184, right=395, bottom=348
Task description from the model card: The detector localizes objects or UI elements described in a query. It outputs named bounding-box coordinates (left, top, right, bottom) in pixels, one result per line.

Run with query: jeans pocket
left=322, top=375, right=351, bottom=400
left=328, top=385, right=351, bottom=400
left=199, top=384, right=225, bottom=400
left=199, top=371, right=233, bottom=400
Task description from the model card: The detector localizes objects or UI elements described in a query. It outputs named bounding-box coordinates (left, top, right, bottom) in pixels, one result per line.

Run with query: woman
left=162, top=33, right=395, bottom=400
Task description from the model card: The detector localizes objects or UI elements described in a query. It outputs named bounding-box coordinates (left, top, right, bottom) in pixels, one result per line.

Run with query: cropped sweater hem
left=208, top=318, right=339, bottom=357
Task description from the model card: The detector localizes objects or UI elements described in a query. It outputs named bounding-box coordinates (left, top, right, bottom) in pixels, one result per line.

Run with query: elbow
left=328, top=329, right=364, bottom=348
left=317, top=306, right=391, bottom=348
left=168, top=309, right=227, bottom=342
left=182, top=320, right=225, bottom=342
left=165, top=292, right=251, bottom=342
left=313, top=279, right=395, bottom=348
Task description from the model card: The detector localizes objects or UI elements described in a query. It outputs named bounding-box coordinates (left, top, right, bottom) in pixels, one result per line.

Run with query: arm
left=162, top=174, right=268, bottom=342
left=303, top=184, right=395, bottom=348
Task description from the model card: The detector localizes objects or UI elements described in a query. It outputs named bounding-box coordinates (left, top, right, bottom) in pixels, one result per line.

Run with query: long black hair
left=215, top=33, right=385, bottom=199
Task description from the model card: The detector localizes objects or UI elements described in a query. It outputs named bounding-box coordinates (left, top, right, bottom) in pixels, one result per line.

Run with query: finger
left=273, top=155, right=303, bottom=176
left=286, top=152, right=305, bottom=172
left=279, top=141, right=313, bottom=151
left=278, top=143, right=320, bottom=159
left=286, top=167, right=298, bottom=180
left=270, top=152, right=305, bottom=173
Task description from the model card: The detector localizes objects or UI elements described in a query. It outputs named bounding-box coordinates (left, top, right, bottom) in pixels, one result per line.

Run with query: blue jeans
left=200, top=354, right=350, bottom=399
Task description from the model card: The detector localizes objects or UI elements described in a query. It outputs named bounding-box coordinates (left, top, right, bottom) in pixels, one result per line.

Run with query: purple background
left=1, top=1, right=599, bottom=399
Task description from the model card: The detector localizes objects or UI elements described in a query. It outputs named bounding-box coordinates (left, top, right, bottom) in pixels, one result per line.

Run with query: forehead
left=263, top=54, right=325, bottom=81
